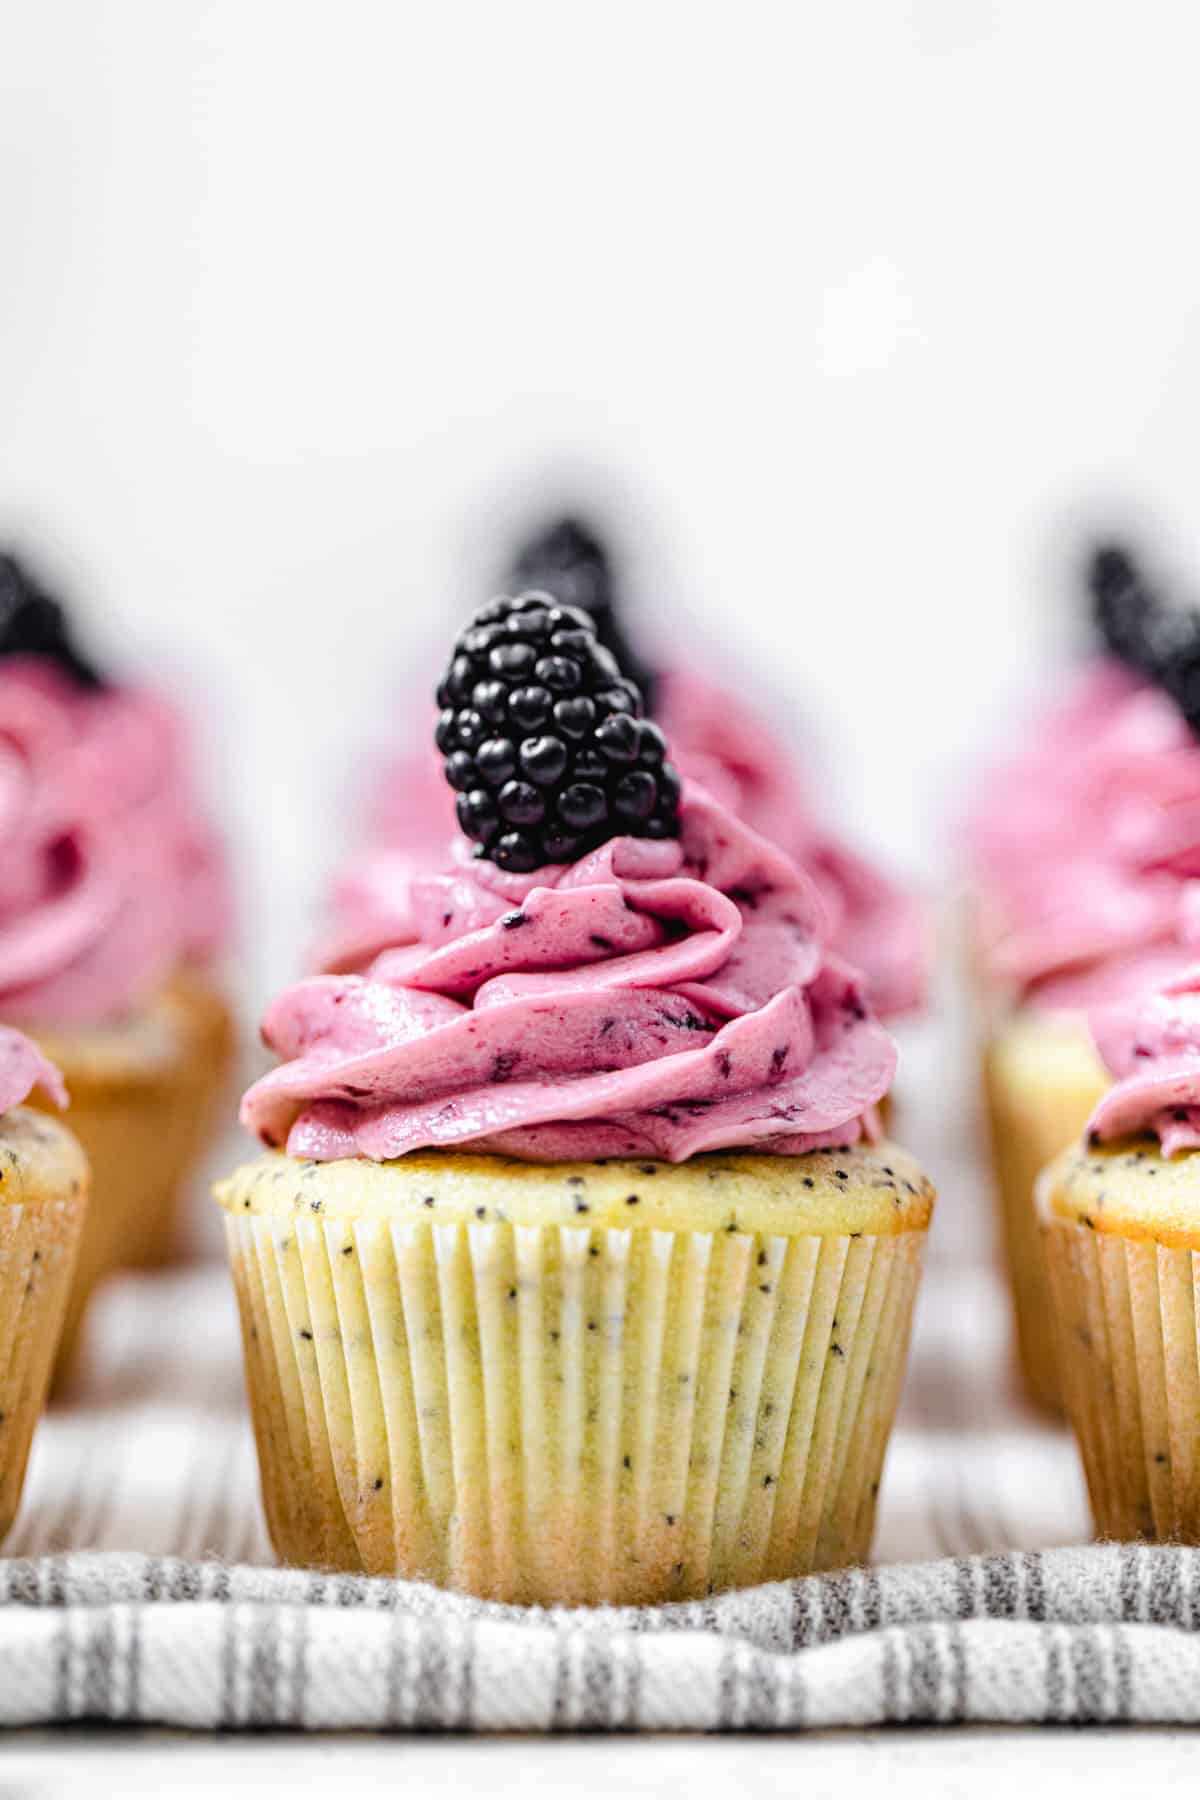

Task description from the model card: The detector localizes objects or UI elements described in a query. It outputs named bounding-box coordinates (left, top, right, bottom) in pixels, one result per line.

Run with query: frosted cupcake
left=0, top=1029, right=88, bottom=1540
left=218, top=595, right=934, bottom=1603
left=965, top=545, right=1200, bottom=1410
left=321, top=517, right=928, bottom=1024
left=0, top=552, right=234, bottom=1367
left=1040, top=973, right=1200, bottom=1542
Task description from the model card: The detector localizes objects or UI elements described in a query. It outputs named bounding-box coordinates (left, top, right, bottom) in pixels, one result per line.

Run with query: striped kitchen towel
left=3, top=1544, right=1200, bottom=1731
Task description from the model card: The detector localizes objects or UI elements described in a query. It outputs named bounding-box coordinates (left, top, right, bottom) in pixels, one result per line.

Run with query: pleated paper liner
left=981, top=1012, right=1108, bottom=1412
left=1041, top=1139, right=1200, bottom=1543
left=124, top=967, right=237, bottom=1270
left=0, top=1108, right=88, bottom=1540
left=25, top=970, right=235, bottom=1379
left=220, top=1147, right=931, bottom=1605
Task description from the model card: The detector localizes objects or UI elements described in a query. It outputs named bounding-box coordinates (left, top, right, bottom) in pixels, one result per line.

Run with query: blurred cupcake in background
left=1040, top=972, right=1200, bottom=1543
left=0, top=1029, right=88, bottom=1539
left=320, top=514, right=929, bottom=1028
left=965, top=543, right=1200, bottom=1410
left=218, top=591, right=933, bottom=1602
left=0, top=550, right=235, bottom=1374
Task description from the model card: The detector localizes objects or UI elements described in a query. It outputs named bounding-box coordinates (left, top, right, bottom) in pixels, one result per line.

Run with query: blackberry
left=508, top=515, right=659, bottom=709
left=1089, top=544, right=1162, bottom=675
left=436, top=592, right=681, bottom=873
left=1087, top=541, right=1200, bottom=677
left=1088, top=541, right=1200, bottom=731
left=510, top=518, right=609, bottom=616
left=0, top=553, right=103, bottom=688
left=1160, top=617, right=1200, bottom=734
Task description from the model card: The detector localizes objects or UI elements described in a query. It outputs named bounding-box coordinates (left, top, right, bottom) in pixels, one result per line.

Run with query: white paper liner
left=1044, top=1214, right=1200, bottom=1542
left=982, top=1030, right=1107, bottom=1412
left=0, top=1191, right=86, bottom=1538
left=225, top=1211, right=926, bottom=1604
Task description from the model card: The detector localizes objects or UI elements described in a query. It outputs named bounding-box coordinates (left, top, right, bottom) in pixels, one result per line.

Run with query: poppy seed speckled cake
left=217, top=591, right=933, bottom=1604
left=0, top=1028, right=88, bottom=1540
left=1041, top=973, right=1200, bottom=1543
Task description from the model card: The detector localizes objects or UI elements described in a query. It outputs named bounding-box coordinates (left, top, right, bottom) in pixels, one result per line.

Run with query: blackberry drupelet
left=0, top=553, right=103, bottom=688
left=436, top=592, right=681, bottom=873
left=509, top=515, right=659, bottom=709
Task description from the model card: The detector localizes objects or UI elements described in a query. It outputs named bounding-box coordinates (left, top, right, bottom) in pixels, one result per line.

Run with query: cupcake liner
left=981, top=1021, right=1108, bottom=1412
left=1043, top=1211, right=1200, bottom=1542
left=225, top=1208, right=926, bottom=1605
left=30, top=973, right=235, bottom=1379
left=0, top=1120, right=88, bottom=1540
left=49, top=1082, right=192, bottom=1376
left=123, top=970, right=237, bottom=1270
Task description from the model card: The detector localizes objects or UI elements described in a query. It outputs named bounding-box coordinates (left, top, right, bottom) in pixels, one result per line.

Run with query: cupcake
left=0, top=1028, right=88, bottom=1540
left=1040, top=973, right=1200, bottom=1542
left=965, top=544, right=1200, bottom=1410
left=217, top=594, right=934, bottom=1603
left=0, top=551, right=234, bottom=1368
left=320, top=516, right=928, bottom=1025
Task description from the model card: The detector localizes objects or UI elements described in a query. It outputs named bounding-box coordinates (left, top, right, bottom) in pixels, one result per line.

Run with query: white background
left=4, top=0, right=1200, bottom=1003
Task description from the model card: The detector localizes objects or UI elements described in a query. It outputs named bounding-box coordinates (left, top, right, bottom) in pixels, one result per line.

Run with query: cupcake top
left=654, top=665, right=927, bottom=1019
left=1086, top=974, right=1200, bottom=1156
left=968, top=657, right=1200, bottom=1002
left=967, top=547, right=1200, bottom=1008
left=320, top=520, right=927, bottom=1017
left=245, top=788, right=894, bottom=1164
left=0, top=1025, right=66, bottom=1112
left=247, top=596, right=896, bottom=1164
left=0, top=555, right=230, bottom=1025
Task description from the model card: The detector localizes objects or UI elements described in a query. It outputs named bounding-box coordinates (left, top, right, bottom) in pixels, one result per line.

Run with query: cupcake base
left=123, top=966, right=237, bottom=1269
left=0, top=1107, right=88, bottom=1541
left=217, top=1143, right=933, bottom=1605
left=1041, top=1137, right=1200, bottom=1543
left=982, top=1011, right=1108, bottom=1412
left=24, top=968, right=235, bottom=1379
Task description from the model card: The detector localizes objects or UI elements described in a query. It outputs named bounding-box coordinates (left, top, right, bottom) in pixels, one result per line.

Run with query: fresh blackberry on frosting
left=1089, top=544, right=1155, bottom=673
left=509, top=515, right=659, bottom=708
left=1144, top=586, right=1200, bottom=727
left=0, top=551, right=103, bottom=689
left=510, top=518, right=608, bottom=614
left=436, top=591, right=681, bottom=873
left=1089, top=540, right=1200, bottom=704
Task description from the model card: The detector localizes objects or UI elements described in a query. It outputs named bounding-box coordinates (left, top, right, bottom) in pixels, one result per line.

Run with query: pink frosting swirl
left=1087, top=972, right=1200, bottom=1155
left=968, top=658, right=1200, bottom=1003
left=658, top=670, right=927, bottom=1018
left=247, top=787, right=896, bottom=1163
left=0, top=660, right=230, bottom=1024
left=319, top=666, right=927, bottom=1018
left=0, top=1027, right=66, bottom=1112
